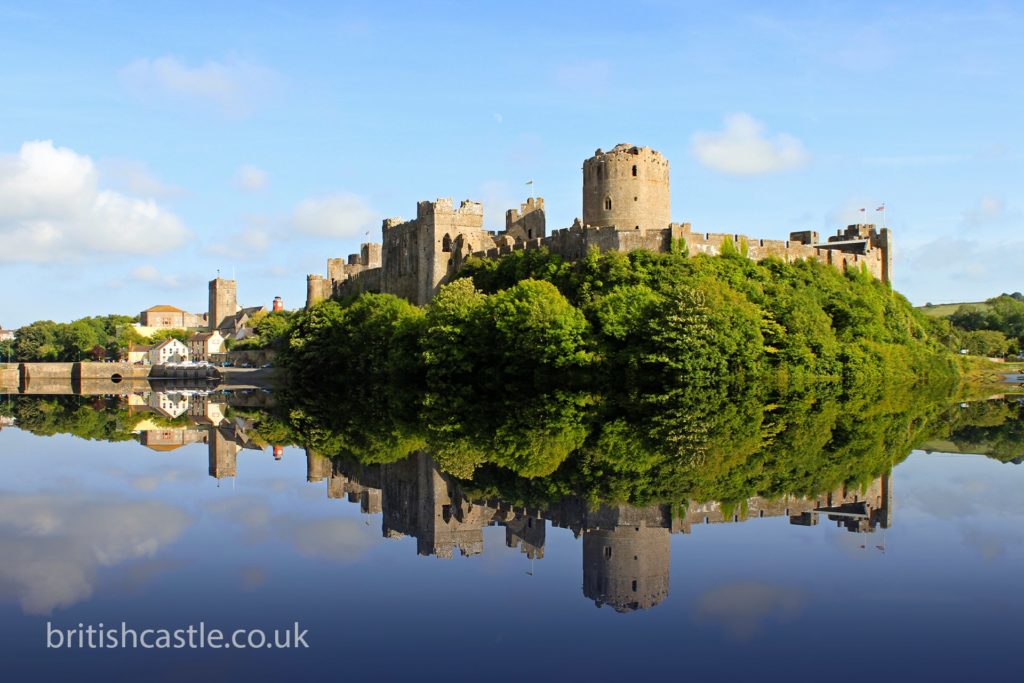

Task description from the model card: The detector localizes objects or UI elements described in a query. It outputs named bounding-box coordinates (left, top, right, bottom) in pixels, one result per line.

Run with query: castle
left=311, top=448, right=893, bottom=613
left=307, top=143, right=893, bottom=308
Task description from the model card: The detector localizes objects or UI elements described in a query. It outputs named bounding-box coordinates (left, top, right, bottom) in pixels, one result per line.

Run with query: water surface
left=0, top=390, right=1021, bottom=681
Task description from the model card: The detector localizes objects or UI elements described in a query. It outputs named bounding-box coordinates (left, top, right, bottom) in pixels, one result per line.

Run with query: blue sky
left=1, top=1, right=1022, bottom=327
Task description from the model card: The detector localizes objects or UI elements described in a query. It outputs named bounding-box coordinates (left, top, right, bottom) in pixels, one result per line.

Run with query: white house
left=188, top=330, right=226, bottom=361
left=148, top=338, right=190, bottom=365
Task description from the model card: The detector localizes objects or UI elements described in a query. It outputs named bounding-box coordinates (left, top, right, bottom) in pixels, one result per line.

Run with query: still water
left=0, top=389, right=1021, bottom=681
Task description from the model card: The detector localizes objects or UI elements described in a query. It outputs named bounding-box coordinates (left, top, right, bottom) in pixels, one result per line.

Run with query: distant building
left=208, top=277, right=266, bottom=338
left=148, top=338, right=189, bottom=365
left=125, top=343, right=154, bottom=364
left=139, top=305, right=207, bottom=330
left=188, top=330, right=226, bottom=361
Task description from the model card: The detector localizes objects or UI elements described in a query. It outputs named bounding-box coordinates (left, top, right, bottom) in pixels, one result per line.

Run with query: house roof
left=217, top=306, right=268, bottom=331
left=152, top=337, right=185, bottom=350
left=144, top=305, right=185, bottom=313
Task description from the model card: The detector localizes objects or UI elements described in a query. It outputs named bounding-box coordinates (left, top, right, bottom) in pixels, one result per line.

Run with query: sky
left=1, top=0, right=1022, bottom=327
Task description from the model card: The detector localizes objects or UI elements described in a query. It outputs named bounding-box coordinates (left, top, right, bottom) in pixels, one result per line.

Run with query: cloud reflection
left=695, top=581, right=807, bottom=640
left=0, top=493, right=192, bottom=614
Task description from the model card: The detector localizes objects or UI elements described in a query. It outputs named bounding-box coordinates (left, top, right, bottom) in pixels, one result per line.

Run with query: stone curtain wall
left=308, top=221, right=889, bottom=308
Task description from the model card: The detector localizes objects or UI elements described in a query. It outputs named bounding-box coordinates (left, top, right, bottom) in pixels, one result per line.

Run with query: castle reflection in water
left=16, top=389, right=893, bottom=614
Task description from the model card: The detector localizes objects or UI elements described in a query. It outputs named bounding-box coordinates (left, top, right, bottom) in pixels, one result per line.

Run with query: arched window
left=632, top=165, right=637, bottom=177
left=604, top=197, right=612, bottom=211
left=442, top=234, right=452, bottom=252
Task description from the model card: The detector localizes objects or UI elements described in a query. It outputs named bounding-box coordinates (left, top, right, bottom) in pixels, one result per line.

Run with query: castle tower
left=582, top=523, right=671, bottom=612
left=582, top=144, right=670, bottom=232
left=208, top=428, right=238, bottom=479
left=208, top=278, right=238, bottom=331
left=306, top=274, right=330, bottom=308
left=504, top=197, right=546, bottom=242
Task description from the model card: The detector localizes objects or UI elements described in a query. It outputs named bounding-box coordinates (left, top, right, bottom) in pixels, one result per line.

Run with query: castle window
left=632, top=164, right=637, bottom=177
left=442, top=234, right=452, bottom=252
left=604, top=197, right=612, bottom=211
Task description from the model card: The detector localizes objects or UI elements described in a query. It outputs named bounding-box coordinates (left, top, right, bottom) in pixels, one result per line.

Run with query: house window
left=604, top=197, right=612, bottom=211
left=632, top=165, right=637, bottom=176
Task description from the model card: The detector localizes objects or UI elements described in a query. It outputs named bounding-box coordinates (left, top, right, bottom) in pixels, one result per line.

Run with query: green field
left=917, top=301, right=989, bottom=318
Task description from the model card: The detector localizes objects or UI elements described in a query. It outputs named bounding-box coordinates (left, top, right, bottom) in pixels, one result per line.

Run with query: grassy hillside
left=917, top=301, right=989, bottom=318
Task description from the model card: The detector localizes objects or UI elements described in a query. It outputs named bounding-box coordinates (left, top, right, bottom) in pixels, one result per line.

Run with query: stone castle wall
left=305, top=143, right=892, bottom=309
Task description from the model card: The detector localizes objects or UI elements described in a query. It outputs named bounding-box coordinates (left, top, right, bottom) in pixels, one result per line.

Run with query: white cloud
left=691, top=113, right=809, bottom=175
left=0, top=141, right=190, bottom=263
left=129, top=265, right=182, bottom=288
left=962, top=194, right=1019, bottom=228
left=208, top=214, right=273, bottom=260
left=120, top=56, right=278, bottom=117
left=235, top=164, right=268, bottom=192
left=292, top=192, right=378, bottom=238
left=477, top=180, right=520, bottom=231
left=0, top=492, right=191, bottom=614
left=99, top=159, right=185, bottom=199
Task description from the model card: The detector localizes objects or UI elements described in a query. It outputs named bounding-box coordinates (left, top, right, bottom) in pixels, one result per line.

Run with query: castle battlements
left=314, top=449, right=892, bottom=612
left=417, top=197, right=484, bottom=218
left=306, top=144, right=893, bottom=308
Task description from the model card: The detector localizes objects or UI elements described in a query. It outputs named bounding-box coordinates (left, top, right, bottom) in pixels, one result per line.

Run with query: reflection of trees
left=4, top=396, right=135, bottom=442
left=253, top=377, right=963, bottom=511
left=930, top=399, right=1024, bottom=463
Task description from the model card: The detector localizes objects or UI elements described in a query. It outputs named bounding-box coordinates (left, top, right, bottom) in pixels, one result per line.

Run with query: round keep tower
left=582, top=525, right=670, bottom=613
left=582, top=144, right=670, bottom=232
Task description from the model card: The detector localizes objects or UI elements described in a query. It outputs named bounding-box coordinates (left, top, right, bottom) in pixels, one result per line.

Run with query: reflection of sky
left=0, top=427, right=1021, bottom=680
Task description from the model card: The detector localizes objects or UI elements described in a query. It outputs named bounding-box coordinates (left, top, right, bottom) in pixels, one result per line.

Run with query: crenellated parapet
left=505, top=196, right=546, bottom=242
left=305, top=143, right=893, bottom=310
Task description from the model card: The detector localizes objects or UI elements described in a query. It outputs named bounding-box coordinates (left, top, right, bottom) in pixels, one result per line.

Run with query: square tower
left=209, top=278, right=238, bottom=331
